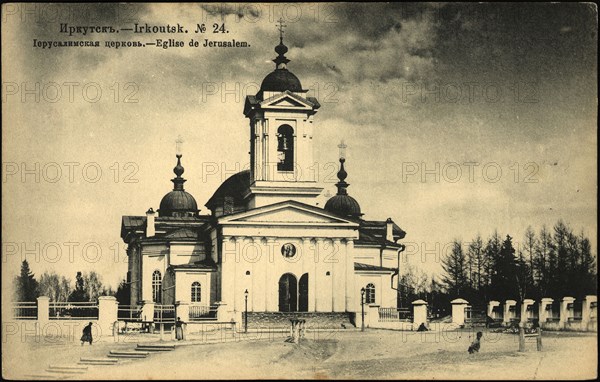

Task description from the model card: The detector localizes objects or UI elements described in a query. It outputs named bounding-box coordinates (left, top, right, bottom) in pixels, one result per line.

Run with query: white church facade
left=120, top=31, right=406, bottom=326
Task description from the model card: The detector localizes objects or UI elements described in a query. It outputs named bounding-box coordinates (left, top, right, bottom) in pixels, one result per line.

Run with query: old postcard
left=2, top=2, right=597, bottom=380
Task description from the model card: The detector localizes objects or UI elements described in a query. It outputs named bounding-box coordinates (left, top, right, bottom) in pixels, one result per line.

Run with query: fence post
left=412, top=299, right=428, bottom=329
left=503, top=300, right=517, bottom=326
left=215, top=302, right=229, bottom=321
left=141, top=300, right=155, bottom=332
left=175, top=301, right=190, bottom=322
left=539, top=298, right=553, bottom=327
left=451, top=298, right=468, bottom=326
left=487, top=300, right=500, bottom=320
left=560, top=297, right=575, bottom=329
left=98, top=296, right=118, bottom=337
left=36, top=296, right=50, bottom=336
left=367, top=304, right=379, bottom=328
left=520, top=299, right=535, bottom=326
left=582, top=295, right=597, bottom=331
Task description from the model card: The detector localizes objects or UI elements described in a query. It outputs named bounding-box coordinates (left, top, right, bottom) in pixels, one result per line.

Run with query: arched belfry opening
left=277, top=124, right=294, bottom=171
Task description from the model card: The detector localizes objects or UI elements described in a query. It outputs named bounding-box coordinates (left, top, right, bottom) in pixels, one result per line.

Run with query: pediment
left=218, top=201, right=359, bottom=227
left=260, top=93, right=314, bottom=110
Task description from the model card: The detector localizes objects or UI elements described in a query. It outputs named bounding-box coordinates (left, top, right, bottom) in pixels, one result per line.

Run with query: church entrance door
left=298, top=273, right=309, bottom=312
left=278, top=273, right=297, bottom=312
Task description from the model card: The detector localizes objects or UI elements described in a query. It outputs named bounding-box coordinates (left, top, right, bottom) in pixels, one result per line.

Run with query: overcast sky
left=2, top=3, right=597, bottom=290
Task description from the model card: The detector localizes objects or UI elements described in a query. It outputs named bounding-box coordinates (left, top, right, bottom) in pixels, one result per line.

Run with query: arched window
left=365, top=283, right=376, bottom=304
left=191, top=281, right=201, bottom=303
left=152, top=270, right=162, bottom=303
left=277, top=125, right=294, bottom=171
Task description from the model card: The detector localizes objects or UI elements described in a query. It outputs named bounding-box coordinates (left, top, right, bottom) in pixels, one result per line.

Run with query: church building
left=120, top=29, right=406, bottom=326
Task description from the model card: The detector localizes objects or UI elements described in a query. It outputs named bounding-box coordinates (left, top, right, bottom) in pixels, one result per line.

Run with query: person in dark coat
left=417, top=323, right=429, bottom=331
left=175, top=317, right=185, bottom=341
left=81, top=322, right=93, bottom=346
left=468, top=331, right=483, bottom=354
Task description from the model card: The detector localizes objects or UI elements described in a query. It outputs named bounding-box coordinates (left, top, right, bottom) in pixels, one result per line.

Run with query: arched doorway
left=278, top=273, right=297, bottom=312
left=299, top=273, right=309, bottom=312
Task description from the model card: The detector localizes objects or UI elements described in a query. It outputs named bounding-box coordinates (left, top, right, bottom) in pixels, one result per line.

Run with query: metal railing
left=117, top=305, right=143, bottom=321
left=465, top=306, right=488, bottom=324
left=12, top=302, right=37, bottom=320
left=189, top=305, right=218, bottom=322
left=398, top=308, right=413, bottom=322
left=378, top=307, right=399, bottom=322
left=154, top=304, right=176, bottom=323
left=49, top=302, right=99, bottom=320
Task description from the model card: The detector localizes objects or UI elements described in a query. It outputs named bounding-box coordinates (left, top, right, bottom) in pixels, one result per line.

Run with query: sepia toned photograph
left=1, top=2, right=597, bottom=380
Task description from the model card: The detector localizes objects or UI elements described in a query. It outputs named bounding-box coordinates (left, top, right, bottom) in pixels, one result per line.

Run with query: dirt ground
left=3, top=328, right=597, bottom=380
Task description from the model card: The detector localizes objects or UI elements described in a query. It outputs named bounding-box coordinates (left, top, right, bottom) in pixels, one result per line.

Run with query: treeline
left=12, top=260, right=114, bottom=302
left=441, top=220, right=597, bottom=305
left=398, top=220, right=597, bottom=314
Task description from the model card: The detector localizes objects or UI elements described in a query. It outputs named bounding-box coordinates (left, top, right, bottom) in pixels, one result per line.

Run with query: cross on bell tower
left=273, top=18, right=290, bottom=70
left=276, top=17, right=286, bottom=43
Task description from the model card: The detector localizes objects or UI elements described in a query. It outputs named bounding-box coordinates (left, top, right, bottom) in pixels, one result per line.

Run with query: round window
left=281, top=243, right=296, bottom=258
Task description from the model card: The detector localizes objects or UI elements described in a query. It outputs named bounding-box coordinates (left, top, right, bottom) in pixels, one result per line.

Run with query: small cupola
left=158, top=137, right=199, bottom=218
left=324, top=141, right=363, bottom=219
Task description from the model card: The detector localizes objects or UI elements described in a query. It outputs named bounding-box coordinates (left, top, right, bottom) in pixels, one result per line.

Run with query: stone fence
left=450, top=295, right=597, bottom=331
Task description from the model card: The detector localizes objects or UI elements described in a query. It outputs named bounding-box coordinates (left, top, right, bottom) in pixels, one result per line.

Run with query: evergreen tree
left=534, top=225, right=552, bottom=297
left=490, top=235, right=519, bottom=301
left=523, top=226, right=537, bottom=296
left=13, top=260, right=39, bottom=302
left=428, top=275, right=451, bottom=317
left=68, top=271, right=88, bottom=302
left=466, top=235, right=484, bottom=303
left=482, top=231, right=502, bottom=302
left=115, top=279, right=131, bottom=305
left=441, top=239, right=468, bottom=298
left=515, top=249, right=533, bottom=300
left=577, top=232, right=597, bottom=297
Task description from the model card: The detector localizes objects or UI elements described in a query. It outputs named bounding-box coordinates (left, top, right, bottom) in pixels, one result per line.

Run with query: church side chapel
left=120, top=24, right=406, bottom=328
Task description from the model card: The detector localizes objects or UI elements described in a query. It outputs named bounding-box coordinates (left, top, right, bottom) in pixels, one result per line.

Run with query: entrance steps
left=23, top=374, right=63, bottom=380
left=79, top=357, right=119, bottom=365
left=136, top=343, right=176, bottom=352
left=108, top=350, right=149, bottom=358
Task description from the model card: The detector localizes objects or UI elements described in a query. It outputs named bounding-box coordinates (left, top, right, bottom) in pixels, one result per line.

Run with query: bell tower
left=243, top=19, right=323, bottom=208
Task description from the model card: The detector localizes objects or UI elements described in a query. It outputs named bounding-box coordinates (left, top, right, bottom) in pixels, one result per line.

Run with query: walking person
left=175, top=317, right=185, bottom=341
left=81, top=322, right=93, bottom=346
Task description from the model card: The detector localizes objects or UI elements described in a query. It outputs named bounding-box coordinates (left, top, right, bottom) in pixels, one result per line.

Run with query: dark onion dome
left=205, top=170, right=251, bottom=211
left=324, top=193, right=362, bottom=219
left=159, top=190, right=198, bottom=217
left=260, top=69, right=303, bottom=93
left=259, top=36, right=304, bottom=94
left=324, top=158, right=363, bottom=219
left=158, top=155, right=199, bottom=217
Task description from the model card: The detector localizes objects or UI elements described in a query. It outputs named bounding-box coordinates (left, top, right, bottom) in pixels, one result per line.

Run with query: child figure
left=468, top=331, right=483, bottom=354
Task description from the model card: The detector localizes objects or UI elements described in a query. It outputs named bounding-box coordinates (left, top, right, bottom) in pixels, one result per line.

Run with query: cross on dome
left=276, top=17, right=287, bottom=43
left=338, top=140, right=347, bottom=160
left=175, top=135, right=184, bottom=156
